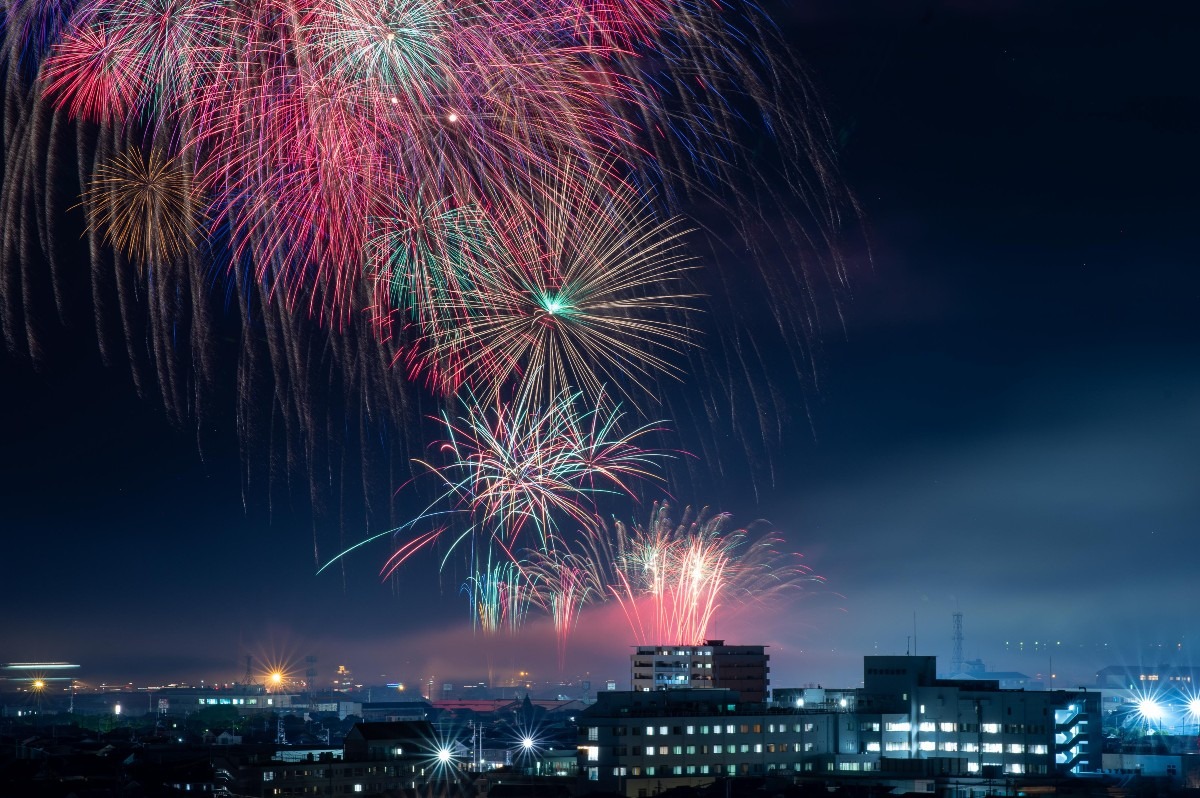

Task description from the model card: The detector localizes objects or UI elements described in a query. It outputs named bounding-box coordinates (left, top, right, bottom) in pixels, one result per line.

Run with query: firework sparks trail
left=461, top=555, right=539, bottom=636
left=8, top=0, right=853, bottom=343
left=30, top=0, right=665, bottom=327
left=411, top=164, right=700, bottom=406
left=556, top=502, right=819, bottom=646
left=524, top=541, right=601, bottom=669
left=76, top=147, right=203, bottom=266
left=2, top=0, right=860, bottom=583
left=413, top=389, right=669, bottom=552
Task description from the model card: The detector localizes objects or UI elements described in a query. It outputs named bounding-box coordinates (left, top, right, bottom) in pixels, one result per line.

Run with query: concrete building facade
left=582, top=655, right=1102, bottom=796
left=630, top=641, right=769, bottom=703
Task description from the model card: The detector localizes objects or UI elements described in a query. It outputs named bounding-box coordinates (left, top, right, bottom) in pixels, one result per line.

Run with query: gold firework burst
left=80, top=148, right=203, bottom=265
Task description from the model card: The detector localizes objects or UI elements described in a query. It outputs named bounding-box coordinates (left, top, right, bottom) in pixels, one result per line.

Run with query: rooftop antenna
left=953, top=611, right=964, bottom=674
left=305, top=655, right=318, bottom=709
left=242, top=655, right=254, bottom=686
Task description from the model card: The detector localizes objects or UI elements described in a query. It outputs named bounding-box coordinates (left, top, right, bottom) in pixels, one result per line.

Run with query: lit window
left=918, top=741, right=935, bottom=752
left=587, top=727, right=598, bottom=741
left=659, top=726, right=668, bottom=735
left=645, top=747, right=654, bottom=756
left=1008, top=744, right=1024, bottom=754
left=354, top=787, right=363, bottom=794
left=713, top=745, right=723, bottom=754
left=939, top=722, right=956, bottom=733
left=919, top=722, right=935, bottom=733
left=725, top=725, right=735, bottom=734
left=941, top=742, right=958, bottom=752
left=645, top=726, right=655, bottom=736
left=686, top=726, right=695, bottom=735
left=866, top=742, right=880, bottom=752
left=983, top=743, right=1002, bottom=753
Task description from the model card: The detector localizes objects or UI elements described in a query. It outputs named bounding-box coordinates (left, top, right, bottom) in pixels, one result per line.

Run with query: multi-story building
left=578, top=688, right=838, bottom=794
left=853, top=656, right=1100, bottom=776
left=581, top=655, right=1102, bottom=796
left=151, top=685, right=297, bottom=716
left=630, top=641, right=769, bottom=703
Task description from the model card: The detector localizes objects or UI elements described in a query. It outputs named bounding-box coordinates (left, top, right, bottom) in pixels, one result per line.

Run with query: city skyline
left=2, top=1, right=1198, bottom=691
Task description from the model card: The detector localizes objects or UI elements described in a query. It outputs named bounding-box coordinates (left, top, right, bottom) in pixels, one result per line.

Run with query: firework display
left=78, top=147, right=202, bottom=265
left=410, top=390, right=668, bottom=551
left=578, top=503, right=816, bottom=645
left=2, top=0, right=846, bottom=661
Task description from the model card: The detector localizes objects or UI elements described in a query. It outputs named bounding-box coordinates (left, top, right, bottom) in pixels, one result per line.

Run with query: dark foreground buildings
left=579, top=654, right=1102, bottom=796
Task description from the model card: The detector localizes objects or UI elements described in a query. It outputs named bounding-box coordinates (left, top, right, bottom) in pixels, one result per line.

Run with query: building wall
left=630, top=642, right=769, bottom=703
left=579, top=690, right=838, bottom=795
left=584, top=656, right=1102, bottom=795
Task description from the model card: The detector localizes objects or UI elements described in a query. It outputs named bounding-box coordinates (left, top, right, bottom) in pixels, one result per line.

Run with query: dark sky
left=2, top=0, right=1198, bottom=692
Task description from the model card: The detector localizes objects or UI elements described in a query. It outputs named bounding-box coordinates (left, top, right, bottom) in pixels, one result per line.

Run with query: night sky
left=2, top=0, right=1198, bottom=693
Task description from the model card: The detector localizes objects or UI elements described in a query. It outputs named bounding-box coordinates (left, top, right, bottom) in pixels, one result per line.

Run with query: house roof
left=346, top=721, right=432, bottom=741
